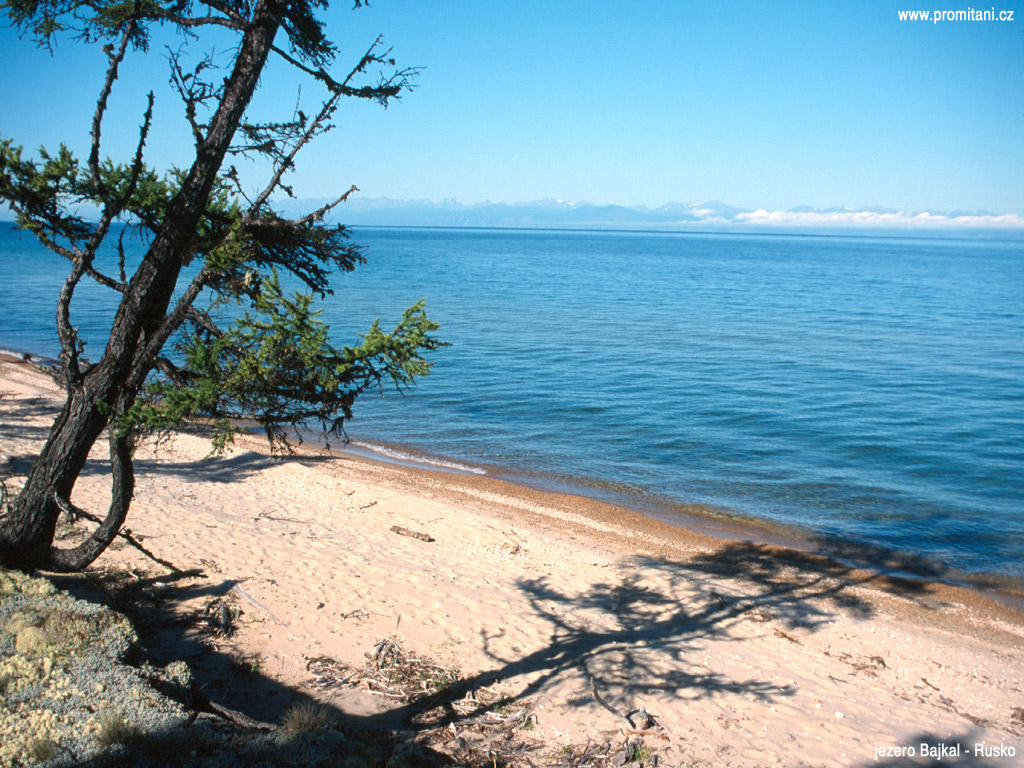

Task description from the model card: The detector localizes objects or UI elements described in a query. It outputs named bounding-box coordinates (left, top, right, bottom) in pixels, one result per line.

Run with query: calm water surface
left=2, top=224, right=1022, bottom=585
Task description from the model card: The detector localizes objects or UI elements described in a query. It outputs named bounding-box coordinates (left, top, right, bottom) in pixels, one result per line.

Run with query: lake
left=2, top=223, right=1022, bottom=588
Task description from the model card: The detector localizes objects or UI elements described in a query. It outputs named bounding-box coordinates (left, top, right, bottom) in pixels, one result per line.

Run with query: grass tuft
left=230, top=651, right=263, bottom=677
left=95, top=712, right=140, bottom=748
left=281, top=702, right=332, bottom=737
left=27, top=737, right=57, bottom=762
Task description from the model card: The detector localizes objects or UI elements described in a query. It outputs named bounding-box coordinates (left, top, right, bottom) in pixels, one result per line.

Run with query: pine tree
left=0, top=0, right=442, bottom=571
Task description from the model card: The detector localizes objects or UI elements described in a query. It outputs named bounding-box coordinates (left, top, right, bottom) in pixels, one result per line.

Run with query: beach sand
left=2, top=357, right=1023, bottom=766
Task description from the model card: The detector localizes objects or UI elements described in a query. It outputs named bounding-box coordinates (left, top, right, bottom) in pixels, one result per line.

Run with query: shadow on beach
left=365, top=541, right=904, bottom=732
left=0, top=393, right=62, bottom=478
left=32, top=531, right=927, bottom=767
left=47, top=567, right=463, bottom=767
left=78, top=450, right=289, bottom=486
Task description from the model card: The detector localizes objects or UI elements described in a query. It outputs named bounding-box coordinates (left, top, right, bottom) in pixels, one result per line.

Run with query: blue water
left=2, top=223, right=1023, bottom=585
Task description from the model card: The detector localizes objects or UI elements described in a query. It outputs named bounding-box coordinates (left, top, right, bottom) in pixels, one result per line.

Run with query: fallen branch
left=625, top=729, right=669, bottom=740
left=191, top=686, right=276, bottom=731
left=256, top=510, right=304, bottom=524
left=390, top=525, right=434, bottom=542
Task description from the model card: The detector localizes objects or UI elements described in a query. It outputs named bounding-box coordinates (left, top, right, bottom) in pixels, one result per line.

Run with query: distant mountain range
left=270, top=197, right=1024, bottom=236
left=4, top=196, right=1022, bottom=236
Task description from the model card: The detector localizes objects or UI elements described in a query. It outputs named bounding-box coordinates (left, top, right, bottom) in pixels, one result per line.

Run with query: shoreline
left=5, top=347, right=1024, bottom=610
left=302, top=430, right=1024, bottom=606
left=3, top=356, right=1024, bottom=766
left=283, top=432, right=1024, bottom=625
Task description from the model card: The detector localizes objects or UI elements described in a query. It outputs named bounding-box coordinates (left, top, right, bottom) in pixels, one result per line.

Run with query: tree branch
left=154, top=11, right=243, bottom=31
left=55, top=248, right=89, bottom=390
left=271, top=35, right=420, bottom=106
left=52, top=487, right=187, bottom=573
left=59, top=86, right=154, bottom=388
left=247, top=91, right=342, bottom=213
left=89, top=22, right=135, bottom=198
left=169, top=47, right=219, bottom=148
left=128, top=265, right=213, bottom=391
left=23, top=217, right=126, bottom=290
left=197, top=0, right=248, bottom=25
left=186, top=305, right=226, bottom=338
left=122, top=91, right=156, bottom=209
left=48, top=430, right=135, bottom=572
left=295, top=184, right=360, bottom=225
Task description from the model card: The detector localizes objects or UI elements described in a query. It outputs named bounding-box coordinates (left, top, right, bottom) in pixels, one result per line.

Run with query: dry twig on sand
left=390, top=525, right=434, bottom=542
left=230, top=584, right=287, bottom=626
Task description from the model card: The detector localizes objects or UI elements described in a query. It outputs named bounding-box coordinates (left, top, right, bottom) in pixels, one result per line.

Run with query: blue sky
left=1, top=1, right=1022, bottom=215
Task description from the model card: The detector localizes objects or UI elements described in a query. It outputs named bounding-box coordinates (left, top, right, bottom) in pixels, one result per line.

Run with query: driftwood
left=625, top=729, right=670, bottom=741
left=190, top=686, right=276, bottom=731
left=390, top=525, right=434, bottom=542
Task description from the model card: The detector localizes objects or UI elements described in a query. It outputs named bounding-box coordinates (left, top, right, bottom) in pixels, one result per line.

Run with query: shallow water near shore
left=1, top=223, right=1022, bottom=587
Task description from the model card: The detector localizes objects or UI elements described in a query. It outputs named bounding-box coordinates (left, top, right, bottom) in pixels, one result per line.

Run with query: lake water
left=2, top=223, right=1022, bottom=587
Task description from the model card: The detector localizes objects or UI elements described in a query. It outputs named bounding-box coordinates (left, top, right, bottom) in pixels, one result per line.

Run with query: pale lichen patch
left=1, top=568, right=189, bottom=767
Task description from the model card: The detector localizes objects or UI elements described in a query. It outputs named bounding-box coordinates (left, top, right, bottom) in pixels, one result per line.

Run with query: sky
left=0, top=1, right=1022, bottom=216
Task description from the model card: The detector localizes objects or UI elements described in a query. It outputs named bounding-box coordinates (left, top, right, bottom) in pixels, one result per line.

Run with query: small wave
left=348, top=441, right=487, bottom=476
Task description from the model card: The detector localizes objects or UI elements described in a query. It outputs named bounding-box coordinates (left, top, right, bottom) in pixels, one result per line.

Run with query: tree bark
left=0, top=0, right=286, bottom=572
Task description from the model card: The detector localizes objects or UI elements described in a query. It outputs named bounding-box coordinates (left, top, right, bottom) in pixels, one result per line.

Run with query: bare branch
left=185, top=306, right=225, bottom=338
left=124, top=92, right=156, bottom=205
left=55, top=261, right=87, bottom=390
left=154, top=11, right=243, bottom=31
left=116, top=227, right=129, bottom=285
left=82, top=88, right=155, bottom=263
left=13, top=214, right=82, bottom=262
left=294, top=184, right=360, bottom=225
left=197, top=0, right=248, bottom=26
left=169, top=48, right=220, bottom=148
left=23, top=217, right=126, bottom=290
left=271, top=35, right=421, bottom=106
left=222, top=165, right=254, bottom=207
left=59, top=85, right=154, bottom=388
left=89, top=23, right=135, bottom=196
left=153, top=355, right=186, bottom=386
left=247, top=92, right=342, bottom=213
left=271, top=43, right=342, bottom=90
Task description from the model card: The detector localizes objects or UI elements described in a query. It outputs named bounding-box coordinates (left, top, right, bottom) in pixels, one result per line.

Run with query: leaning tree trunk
left=0, top=0, right=286, bottom=572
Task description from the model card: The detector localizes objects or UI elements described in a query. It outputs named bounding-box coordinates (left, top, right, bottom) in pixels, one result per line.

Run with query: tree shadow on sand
left=32, top=536, right=967, bottom=767
left=71, top=443, right=338, bottom=488
left=366, top=540, right=939, bottom=735
left=0, top=393, right=63, bottom=478
left=0, top=393, right=62, bottom=444
left=45, top=568, right=463, bottom=768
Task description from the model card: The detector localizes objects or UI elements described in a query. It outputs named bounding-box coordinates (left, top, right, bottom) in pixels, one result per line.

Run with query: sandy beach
left=2, top=356, right=1023, bottom=767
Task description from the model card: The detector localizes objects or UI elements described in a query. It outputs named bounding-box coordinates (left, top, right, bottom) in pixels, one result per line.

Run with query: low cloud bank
left=733, top=209, right=1024, bottom=230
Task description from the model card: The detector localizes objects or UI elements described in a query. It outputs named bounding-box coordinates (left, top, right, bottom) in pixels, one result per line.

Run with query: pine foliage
left=0, top=0, right=441, bottom=570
